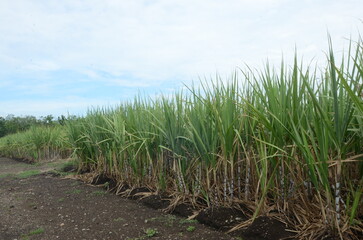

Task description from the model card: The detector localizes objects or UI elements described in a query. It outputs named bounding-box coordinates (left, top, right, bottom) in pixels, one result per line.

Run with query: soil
left=196, top=207, right=248, bottom=230
left=241, top=216, right=294, bottom=240
left=0, top=157, right=296, bottom=240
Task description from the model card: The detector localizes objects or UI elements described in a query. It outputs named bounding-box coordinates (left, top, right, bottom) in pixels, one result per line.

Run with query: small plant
left=28, top=228, right=45, bottom=235
left=113, top=217, right=125, bottom=222
left=21, top=227, right=45, bottom=240
left=186, top=226, right=196, bottom=232
left=145, top=228, right=157, bottom=238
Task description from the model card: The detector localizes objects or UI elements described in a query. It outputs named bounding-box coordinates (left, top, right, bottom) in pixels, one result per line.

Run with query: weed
left=144, top=228, right=157, bottom=238
left=179, top=219, right=198, bottom=224
left=28, top=228, right=45, bottom=235
left=186, top=226, right=196, bottom=232
left=21, top=227, right=45, bottom=239
left=113, top=217, right=125, bottom=222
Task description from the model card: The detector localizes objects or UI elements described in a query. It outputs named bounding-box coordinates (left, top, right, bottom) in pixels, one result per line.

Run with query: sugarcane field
left=1, top=1, right=363, bottom=240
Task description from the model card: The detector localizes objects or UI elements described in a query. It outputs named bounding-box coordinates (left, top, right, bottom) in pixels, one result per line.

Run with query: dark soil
left=242, top=216, right=293, bottom=240
left=139, top=195, right=170, bottom=210
left=171, top=203, right=195, bottom=218
left=0, top=157, right=235, bottom=240
left=196, top=207, right=248, bottom=230
left=0, top=157, right=297, bottom=240
left=91, top=173, right=112, bottom=185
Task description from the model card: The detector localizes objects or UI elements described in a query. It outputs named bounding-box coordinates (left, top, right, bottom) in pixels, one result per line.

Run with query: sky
left=0, top=0, right=362, bottom=118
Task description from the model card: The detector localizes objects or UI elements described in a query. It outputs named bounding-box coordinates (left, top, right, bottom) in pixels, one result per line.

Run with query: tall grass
left=1, top=37, right=362, bottom=239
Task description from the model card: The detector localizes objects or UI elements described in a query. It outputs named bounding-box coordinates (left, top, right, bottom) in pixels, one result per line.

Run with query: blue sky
left=0, top=0, right=362, bottom=117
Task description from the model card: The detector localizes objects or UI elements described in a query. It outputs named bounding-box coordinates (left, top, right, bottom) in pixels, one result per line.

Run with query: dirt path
left=0, top=157, right=236, bottom=240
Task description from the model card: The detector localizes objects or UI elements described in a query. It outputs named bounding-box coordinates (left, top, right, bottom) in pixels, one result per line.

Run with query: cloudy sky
left=0, top=0, right=362, bottom=117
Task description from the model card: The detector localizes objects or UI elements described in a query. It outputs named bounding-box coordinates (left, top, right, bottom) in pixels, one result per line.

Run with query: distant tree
left=0, top=117, right=6, bottom=137
left=57, top=115, right=66, bottom=125
left=0, top=114, right=50, bottom=137
left=41, top=115, right=54, bottom=125
left=0, top=114, right=71, bottom=138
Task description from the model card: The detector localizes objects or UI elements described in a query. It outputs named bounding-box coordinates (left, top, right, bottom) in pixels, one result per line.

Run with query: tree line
left=0, top=114, right=76, bottom=138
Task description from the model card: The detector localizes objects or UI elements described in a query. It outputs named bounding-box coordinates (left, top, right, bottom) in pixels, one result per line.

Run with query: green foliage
left=0, top=125, right=71, bottom=162
left=144, top=228, right=157, bottom=238
left=16, top=170, right=41, bottom=178
left=66, top=189, right=82, bottom=194
left=186, top=226, right=196, bottom=232
left=21, top=227, right=45, bottom=240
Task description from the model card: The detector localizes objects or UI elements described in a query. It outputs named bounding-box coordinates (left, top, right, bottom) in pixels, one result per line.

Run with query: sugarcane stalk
left=245, top=155, right=250, bottom=201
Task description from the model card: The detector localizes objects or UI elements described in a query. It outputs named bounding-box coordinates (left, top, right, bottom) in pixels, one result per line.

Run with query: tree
left=0, top=117, right=6, bottom=137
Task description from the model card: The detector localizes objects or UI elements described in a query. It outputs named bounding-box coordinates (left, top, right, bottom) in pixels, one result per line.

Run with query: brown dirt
left=0, top=157, right=236, bottom=240
left=0, top=157, right=296, bottom=240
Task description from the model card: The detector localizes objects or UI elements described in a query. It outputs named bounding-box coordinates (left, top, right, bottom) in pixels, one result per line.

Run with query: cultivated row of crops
left=0, top=39, right=362, bottom=239
left=0, top=125, right=69, bottom=161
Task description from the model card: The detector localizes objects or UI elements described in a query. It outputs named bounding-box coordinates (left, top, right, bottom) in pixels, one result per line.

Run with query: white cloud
left=24, top=60, right=60, bottom=71
left=0, top=97, right=120, bottom=117
left=106, top=79, right=151, bottom=88
left=0, top=0, right=362, bottom=116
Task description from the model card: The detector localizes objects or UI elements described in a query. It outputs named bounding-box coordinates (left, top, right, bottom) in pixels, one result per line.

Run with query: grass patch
left=66, top=189, right=82, bottom=194
left=92, top=190, right=106, bottom=196
left=21, top=227, right=45, bottom=240
left=186, top=226, right=196, bottom=232
left=179, top=219, right=198, bottom=225
left=145, top=228, right=158, bottom=238
left=125, top=228, right=158, bottom=240
left=16, top=170, right=41, bottom=178
left=0, top=173, right=13, bottom=178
